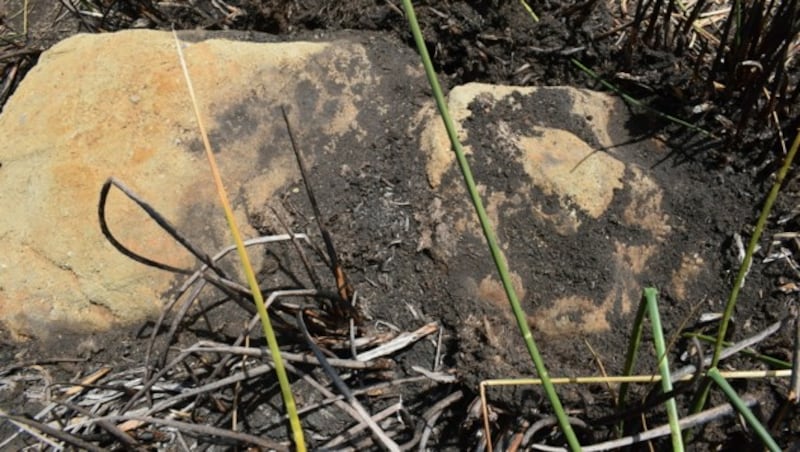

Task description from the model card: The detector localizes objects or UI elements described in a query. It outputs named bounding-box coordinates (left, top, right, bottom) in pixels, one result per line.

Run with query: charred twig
left=194, top=288, right=348, bottom=413
left=790, top=307, right=800, bottom=402
left=0, top=409, right=106, bottom=452
left=144, top=234, right=310, bottom=374
left=0, top=366, right=115, bottom=446
left=528, top=45, right=586, bottom=56
left=411, top=366, right=457, bottom=383
left=521, top=416, right=589, bottom=450
left=670, top=316, right=789, bottom=382
left=297, top=310, right=400, bottom=451
left=356, top=322, right=438, bottom=361
left=591, top=337, right=704, bottom=426
left=280, top=359, right=377, bottom=433
left=281, top=106, right=356, bottom=320
left=399, top=390, right=464, bottom=451
left=0, top=42, right=42, bottom=59
left=130, top=293, right=363, bottom=418
left=190, top=341, right=392, bottom=370
left=323, top=401, right=403, bottom=450
left=98, top=178, right=217, bottom=276
left=56, top=400, right=140, bottom=449
left=127, top=361, right=275, bottom=418
left=540, top=396, right=758, bottom=452
left=0, top=357, right=87, bottom=375
left=296, top=375, right=428, bottom=418
left=120, top=346, right=209, bottom=415
left=150, top=280, right=209, bottom=374
left=102, top=414, right=288, bottom=450
left=270, top=204, right=323, bottom=290
left=770, top=305, right=800, bottom=433
left=100, top=181, right=261, bottom=378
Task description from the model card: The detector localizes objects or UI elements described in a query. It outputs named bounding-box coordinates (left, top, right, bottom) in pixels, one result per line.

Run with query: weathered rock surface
left=420, top=84, right=672, bottom=336
left=415, top=83, right=729, bottom=390
left=0, top=29, right=426, bottom=339
left=0, top=28, right=727, bottom=362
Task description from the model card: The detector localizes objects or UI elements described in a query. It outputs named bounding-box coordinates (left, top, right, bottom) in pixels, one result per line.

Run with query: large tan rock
left=0, top=30, right=423, bottom=339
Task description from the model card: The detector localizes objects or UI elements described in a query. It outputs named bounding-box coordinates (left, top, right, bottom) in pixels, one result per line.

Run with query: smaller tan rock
left=420, top=83, right=695, bottom=337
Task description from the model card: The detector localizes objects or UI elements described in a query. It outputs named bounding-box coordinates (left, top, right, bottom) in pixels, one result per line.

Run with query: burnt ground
left=1, top=0, right=800, bottom=451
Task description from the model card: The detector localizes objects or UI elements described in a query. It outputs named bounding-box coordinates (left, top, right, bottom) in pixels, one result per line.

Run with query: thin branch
left=297, top=311, right=400, bottom=451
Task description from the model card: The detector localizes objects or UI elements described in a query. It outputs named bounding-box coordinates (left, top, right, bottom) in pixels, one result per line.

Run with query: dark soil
left=1, top=1, right=799, bottom=451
